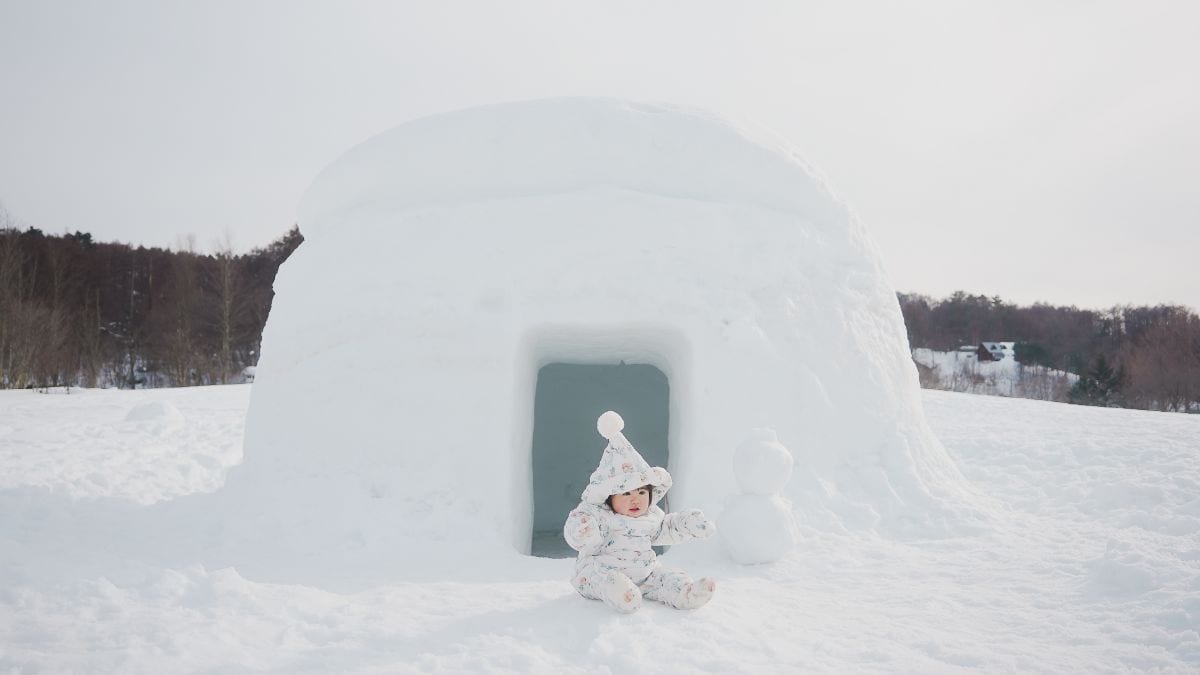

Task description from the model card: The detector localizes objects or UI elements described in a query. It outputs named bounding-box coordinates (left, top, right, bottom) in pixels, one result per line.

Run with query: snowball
left=719, top=494, right=797, bottom=564
left=733, top=428, right=794, bottom=495
left=597, top=411, right=624, bottom=440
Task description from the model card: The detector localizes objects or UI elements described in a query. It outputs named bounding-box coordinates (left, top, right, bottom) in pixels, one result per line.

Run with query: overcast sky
left=1, top=1, right=1197, bottom=310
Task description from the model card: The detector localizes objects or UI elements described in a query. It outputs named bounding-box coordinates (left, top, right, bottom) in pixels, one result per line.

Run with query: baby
left=563, top=411, right=717, bottom=613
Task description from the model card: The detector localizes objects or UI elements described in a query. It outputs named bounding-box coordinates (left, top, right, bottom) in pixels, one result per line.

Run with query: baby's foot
left=679, top=577, right=716, bottom=609
left=600, top=573, right=642, bottom=614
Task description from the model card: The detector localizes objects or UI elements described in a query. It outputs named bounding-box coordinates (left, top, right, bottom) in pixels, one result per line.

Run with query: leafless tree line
left=0, top=205, right=301, bottom=390
left=1119, top=315, right=1200, bottom=412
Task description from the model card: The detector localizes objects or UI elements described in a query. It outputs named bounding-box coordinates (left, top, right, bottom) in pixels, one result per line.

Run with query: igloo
left=229, top=98, right=983, bottom=581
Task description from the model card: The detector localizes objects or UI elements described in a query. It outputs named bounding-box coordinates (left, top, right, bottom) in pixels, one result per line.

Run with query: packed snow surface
left=3, top=385, right=1198, bottom=672
left=0, top=386, right=247, bottom=504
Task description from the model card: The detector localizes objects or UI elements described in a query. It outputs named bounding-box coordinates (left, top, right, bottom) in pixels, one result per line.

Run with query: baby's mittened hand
left=682, top=508, right=716, bottom=539
left=569, top=506, right=609, bottom=549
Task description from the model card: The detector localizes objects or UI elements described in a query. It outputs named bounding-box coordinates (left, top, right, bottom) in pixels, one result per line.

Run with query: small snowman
left=719, top=428, right=798, bottom=564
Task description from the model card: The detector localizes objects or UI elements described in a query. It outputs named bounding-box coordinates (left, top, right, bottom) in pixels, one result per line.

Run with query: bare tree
left=1014, top=364, right=1070, bottom=402
left=0, top=209, right=34, bottom=387
left=75, top=289, right=105, bottom=388
left=0, top=216, right=298, bottom=390
left=204, top=233, right=251, bottom=384
left=149, top=236, right=202, bottom=385
left=1122, top=317, right=1200, bottom=411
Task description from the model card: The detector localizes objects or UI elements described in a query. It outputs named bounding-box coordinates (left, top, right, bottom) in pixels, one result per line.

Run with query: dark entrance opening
left=529, top=362, right=670, bottom=558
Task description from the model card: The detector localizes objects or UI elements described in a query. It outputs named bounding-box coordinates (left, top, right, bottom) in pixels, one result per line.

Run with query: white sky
left=1, top=1, right=1197, bottom=310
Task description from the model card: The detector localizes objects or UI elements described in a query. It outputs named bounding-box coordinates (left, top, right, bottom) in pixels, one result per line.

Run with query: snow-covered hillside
left=912, top=347, right=1079, bottom=400
left=2, top=385, right=1197, bottom=672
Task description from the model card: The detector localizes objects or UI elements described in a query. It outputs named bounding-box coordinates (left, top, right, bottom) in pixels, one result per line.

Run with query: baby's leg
left=573, top=564, right=642, bottom=613
left=599, top=571, right=642, bottom=613
left=640, top=568, right=717, bottom=610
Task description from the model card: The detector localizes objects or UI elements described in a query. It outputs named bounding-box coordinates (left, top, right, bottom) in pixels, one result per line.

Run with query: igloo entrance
left=529, top=362, right=669, bottom=558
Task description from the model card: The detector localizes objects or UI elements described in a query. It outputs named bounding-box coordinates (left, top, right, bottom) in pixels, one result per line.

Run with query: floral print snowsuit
left=563, top=417, right=716, bottom=612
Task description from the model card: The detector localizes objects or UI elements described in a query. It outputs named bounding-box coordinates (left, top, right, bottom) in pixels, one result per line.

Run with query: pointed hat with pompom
left=581, top=411, right=672, bottom=507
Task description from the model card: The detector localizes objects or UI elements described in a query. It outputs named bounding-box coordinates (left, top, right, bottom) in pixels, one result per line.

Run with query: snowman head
left=733, top=428, right=794, bottom=495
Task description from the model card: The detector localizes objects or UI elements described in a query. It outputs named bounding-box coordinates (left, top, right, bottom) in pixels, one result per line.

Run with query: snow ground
left=1, top=386, right=1198, bottom=672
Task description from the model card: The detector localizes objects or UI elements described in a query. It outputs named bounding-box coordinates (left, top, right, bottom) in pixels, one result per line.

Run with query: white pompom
left=597, top=411, right=625, bottom=440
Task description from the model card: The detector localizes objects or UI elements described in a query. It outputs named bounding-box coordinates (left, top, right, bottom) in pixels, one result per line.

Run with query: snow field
left=0, top=386, right=248, bottom=504
left=2, top=386, right=1197, bottom=672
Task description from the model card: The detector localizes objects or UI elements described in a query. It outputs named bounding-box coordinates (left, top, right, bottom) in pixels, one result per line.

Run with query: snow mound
left=124, top=400, right=185, bottom=425
left=233, top=97, right=988, bottom=581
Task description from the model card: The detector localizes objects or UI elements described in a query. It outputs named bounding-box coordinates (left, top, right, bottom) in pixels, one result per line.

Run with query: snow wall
left=231, top=98, right=987, bottom=580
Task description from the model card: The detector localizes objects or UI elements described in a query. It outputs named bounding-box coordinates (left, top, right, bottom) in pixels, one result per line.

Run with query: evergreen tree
left=1069, top=355, right=1124, bottom=407
left=1013, top=341, right=1050, bottom=367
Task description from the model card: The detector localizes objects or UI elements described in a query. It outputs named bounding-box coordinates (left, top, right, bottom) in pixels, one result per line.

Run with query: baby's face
left=610, top=486, right=651, bottom=517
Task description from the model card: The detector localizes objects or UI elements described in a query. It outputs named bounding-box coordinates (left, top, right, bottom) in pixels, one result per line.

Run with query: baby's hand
left=681, top=509, right=716, bottom=539
left=571, top=506, right=610, bottom=540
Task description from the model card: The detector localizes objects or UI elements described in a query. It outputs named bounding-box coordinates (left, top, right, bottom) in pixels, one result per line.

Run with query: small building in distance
left=977, top=341, right=1016, bottom=362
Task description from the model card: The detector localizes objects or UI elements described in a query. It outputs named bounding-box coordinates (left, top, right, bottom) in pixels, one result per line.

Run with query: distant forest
left=0, top=215, right=302, bottom=389
left=899, top=292, right=1200, bottom=412
left=3, top=213, right=1197, bottom=413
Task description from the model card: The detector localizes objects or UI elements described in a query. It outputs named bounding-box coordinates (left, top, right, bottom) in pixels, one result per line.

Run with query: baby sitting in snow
left=563, top=411, right=717, bottom=613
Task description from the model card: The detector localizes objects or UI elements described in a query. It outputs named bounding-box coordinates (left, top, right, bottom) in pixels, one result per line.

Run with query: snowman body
left=720, top=428, right=799, bottom=564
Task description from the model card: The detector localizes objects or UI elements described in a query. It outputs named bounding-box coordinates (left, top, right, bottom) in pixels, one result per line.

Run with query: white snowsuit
left=563, top=412, right=716, bottom=613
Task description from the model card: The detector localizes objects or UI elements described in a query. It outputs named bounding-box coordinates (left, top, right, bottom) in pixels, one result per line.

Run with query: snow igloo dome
left=233, top=97, right=982, bottom=578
